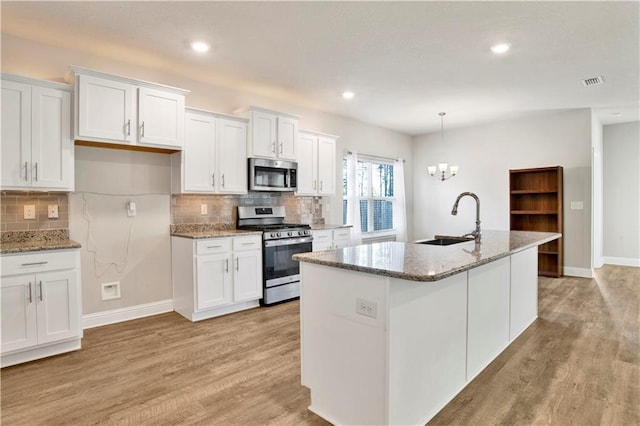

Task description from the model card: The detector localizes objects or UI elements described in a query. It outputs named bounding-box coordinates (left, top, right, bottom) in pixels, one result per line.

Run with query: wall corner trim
left=603, top=257, right=640, bottom=268
left=82, top=299, right=174, bottom=329
left=563, top=267, right=594, bottom=278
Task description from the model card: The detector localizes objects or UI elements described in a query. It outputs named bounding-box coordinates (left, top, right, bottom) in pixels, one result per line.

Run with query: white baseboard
left=83, top=299, right=174, bottom=329
left=563, top=267, right=593, bottom=278
left=603, top=256, right=640, bottom=267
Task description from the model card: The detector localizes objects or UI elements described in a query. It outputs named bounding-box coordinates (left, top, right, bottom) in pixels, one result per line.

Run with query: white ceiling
left=2, top=1, right=638, bottom=135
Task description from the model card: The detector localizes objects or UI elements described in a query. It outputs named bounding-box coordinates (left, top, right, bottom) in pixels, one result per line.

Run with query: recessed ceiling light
left=490, top=43, right=511, bottom=54
left=191, top=41, right=210, bottom=53
left=342, top=91, right=355, bottom=99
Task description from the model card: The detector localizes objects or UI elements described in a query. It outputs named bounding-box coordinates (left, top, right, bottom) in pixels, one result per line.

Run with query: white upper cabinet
left=69, top=66, right=188, bottom=150
left=217, top=117, right=248, bottom=194
left=1, top=75, right=73, bottom=191
left=247, top=107, right=299, bottom=161
left=172, top=109, right=247, bottom=194
left=296, top=130, right=337, bottom=196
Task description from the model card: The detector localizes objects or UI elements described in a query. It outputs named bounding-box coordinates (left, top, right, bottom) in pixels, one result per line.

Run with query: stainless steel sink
left=416, top=235, right=474, bottom=246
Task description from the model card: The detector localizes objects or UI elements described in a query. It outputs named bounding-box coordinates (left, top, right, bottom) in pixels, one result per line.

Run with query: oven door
left=263, top=237, right=313, bottom=287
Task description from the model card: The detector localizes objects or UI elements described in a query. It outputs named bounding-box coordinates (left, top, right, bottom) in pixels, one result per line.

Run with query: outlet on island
left=356, top=298, right=377, bottom=319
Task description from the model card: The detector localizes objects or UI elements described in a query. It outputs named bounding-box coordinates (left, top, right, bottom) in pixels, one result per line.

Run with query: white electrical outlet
left=23, top=205, right=36, bottom=220
left=101, top=282, right=121, bottom=301
left=127, top=201, right=136, bottom=217
left=200, top=204, right=208, bottom=215
left=356, top=298, right=377, bottom=319
left=48, top=204, right=59, bottom=219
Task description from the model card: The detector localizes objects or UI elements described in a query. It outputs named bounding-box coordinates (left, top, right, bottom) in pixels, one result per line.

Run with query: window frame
left=343, top=155, right=396, bottom=235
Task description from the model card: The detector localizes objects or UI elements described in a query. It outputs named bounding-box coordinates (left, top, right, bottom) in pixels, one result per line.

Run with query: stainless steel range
left=237, top=206, right=312, bottom=305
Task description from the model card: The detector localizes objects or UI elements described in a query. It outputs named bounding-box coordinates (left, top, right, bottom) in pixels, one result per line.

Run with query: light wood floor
left=1, top=265, right=638, bottom=425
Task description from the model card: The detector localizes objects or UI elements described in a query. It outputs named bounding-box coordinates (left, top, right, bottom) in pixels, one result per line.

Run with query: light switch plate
left=200, top=204, right=208, bottom=215
left=570, top=201, right=584, bottom=210
left=23, top=205, right=36, bottom=220
left=48, top=204, right=59, bottom=219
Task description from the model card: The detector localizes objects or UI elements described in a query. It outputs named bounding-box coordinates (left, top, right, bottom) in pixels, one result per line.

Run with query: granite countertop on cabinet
left=170, top=223, right=262, bottom=239
left=293, top=230, right=560, bottom=282
left=310, top=224, right=353, bottom=230
left=0, top=230, right=81, bottom=254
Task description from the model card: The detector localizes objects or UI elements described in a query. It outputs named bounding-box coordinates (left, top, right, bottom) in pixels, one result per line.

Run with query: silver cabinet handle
left=313, top=180, right=317, bottom=190
left=207, top=245, right=222, bottom=249
left=212, top=173, right=215, bottom=187
left=221, top=174, right=225, bottom=188
left=126, top=119, right=131, bottom=136
left=21, top=261, right=48, bottom=266
left=27, top=282, right=33, bottom=304
left=235, top=257, right=239, bottom=271
left=24, top=162, right=28, bottom=181
left=38, top=281, right=43, bottom=301
left=319, top=180, right=323, bottom=191
left=225, top=258, right=229, bottom=273
left=141, top=121, right=145, bottom=137
left=34, top=162, right=38, bottom=182
left=280, top=142, right=283, bottom=154
left=242, top=242, right=254, bottom=246
left=272, top=141, right=276, bottom=153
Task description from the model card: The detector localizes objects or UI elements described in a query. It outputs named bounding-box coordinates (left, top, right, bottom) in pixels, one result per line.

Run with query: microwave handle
left=285, top=170, right=289, bottom=188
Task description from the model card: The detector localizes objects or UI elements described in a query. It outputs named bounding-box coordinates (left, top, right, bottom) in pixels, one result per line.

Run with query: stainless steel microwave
left=248, top=158, right=298, bottom=192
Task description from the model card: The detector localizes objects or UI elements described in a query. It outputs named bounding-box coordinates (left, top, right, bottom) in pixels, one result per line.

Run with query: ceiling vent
left=581, top=76, right=604, bottom=87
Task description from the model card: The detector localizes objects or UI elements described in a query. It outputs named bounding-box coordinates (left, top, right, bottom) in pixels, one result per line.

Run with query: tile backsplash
left=1, top=191, right=69, bottom=232
left=171, top=192, right=324, bottom=225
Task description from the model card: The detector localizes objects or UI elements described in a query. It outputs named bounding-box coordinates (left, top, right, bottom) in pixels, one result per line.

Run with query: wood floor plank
left=2, top=265, right=638, bottom=425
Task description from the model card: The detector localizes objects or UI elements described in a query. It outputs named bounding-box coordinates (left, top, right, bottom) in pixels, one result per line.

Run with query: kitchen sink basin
left=416, top=236, right=474, bottom=246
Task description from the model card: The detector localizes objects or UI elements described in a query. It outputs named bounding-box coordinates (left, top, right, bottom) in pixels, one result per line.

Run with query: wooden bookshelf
left=510, top=166, right=563, bottom=277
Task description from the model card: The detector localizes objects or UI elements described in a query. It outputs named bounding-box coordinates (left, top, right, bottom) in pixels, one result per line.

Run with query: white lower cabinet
left=312, top=227, right=352, bottom=251
left=1, top=250, right=82, bottom=367
left=172, top=235, right=262, bottom=321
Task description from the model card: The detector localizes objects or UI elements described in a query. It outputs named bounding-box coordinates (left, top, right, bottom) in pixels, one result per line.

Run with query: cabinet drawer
left=312, top=230, right=332, bottom=241
left=232, top=235, right=262, bottom=251
left=196, top=238, right=232, bottom=255
left=333, top=228, right=352, bottom=241
left=1, top=250, right=78, bottom=277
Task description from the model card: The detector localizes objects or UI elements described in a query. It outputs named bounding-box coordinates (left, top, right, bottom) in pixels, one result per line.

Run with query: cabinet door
left=296, top=132, right=317, bottom=195
left=250, top=110, right=277, bottom=158
left=1, top=80, right=32, bottom=188
left=312, top=230, right=333, bottom=251
left=31, top=86, right=73, bottom=190
left=1, top=275, right=38, bottom=353
left=77, top=75, right=136, bottom=142
left=217, top=118, right=248, bottom=194
left=317, top=136, right=336, bottom=195
left=196, top=253, right=232, bottom=310
left=35, top=270, right=80, bottom=345
left=277, top=116, right=298, bottom=160
left=233, top=250, right=262, bottom=302
left=138, top=87, right=185, bottom=148
left=183, top=112, right=216, bottom=192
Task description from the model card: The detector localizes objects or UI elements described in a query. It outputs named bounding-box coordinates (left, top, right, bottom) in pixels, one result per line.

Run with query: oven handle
left=264, top=236, right=313, bottom=247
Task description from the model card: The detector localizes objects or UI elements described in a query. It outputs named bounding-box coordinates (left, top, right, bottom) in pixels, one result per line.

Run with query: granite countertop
left=170, top=223, right=262, bottom=239
left=171, top=229, right=263, bottom=239
left=293, top=230, right=560, bottom=282
left=310, top=224, right=353, bottom=230
left=0, top=230, right=81, bottom=254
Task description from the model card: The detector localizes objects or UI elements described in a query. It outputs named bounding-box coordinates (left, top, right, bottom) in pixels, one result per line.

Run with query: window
left=343, top=156, right=395, bottom=233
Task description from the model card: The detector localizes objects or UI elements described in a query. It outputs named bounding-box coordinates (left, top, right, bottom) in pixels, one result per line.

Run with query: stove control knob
left=305, top=230, right=310, bottom=236
left=277, top=232, right=282, bottom=238
left=270, top=233, right=276, bottom=238
left=287, top=231, right=293, bottom=237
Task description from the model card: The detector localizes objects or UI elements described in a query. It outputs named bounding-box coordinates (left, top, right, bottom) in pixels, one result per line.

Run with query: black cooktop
left=238, top=223, right=311, bottom=231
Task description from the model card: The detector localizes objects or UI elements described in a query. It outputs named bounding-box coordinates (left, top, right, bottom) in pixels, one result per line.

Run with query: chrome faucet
left=451, top=192, right=481, bottom=242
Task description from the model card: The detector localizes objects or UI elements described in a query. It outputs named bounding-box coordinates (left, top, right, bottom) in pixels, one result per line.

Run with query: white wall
left=2, top=34, right=413, bottom=314
left=591, top=111, right=604, bottom=268
left=603, top=121, right=640, bottom=266
left=412, top=109, right=593, bottom=276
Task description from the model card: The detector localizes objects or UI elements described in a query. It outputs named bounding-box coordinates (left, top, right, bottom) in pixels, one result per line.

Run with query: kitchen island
left=293, top=230, right=560, bottom=425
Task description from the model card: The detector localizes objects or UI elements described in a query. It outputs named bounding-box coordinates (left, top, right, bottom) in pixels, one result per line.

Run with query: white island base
left=300, top=246, right=538, bottom=425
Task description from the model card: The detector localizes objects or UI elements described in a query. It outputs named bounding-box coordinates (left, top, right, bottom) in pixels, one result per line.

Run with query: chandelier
left=428, top=112, right=458, bottom=181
